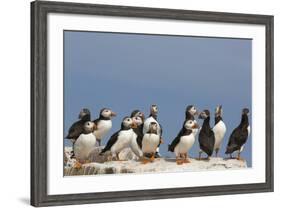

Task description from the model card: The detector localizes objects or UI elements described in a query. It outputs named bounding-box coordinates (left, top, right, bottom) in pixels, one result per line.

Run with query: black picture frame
left=31, top=0, right=274, bottom=207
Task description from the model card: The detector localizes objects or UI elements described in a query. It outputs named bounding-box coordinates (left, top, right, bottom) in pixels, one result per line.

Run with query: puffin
left=212, top=105, right=227, bottom=157
left=143, top=105, right=163, bottom=157
left=66, top=108, right=91, bottom=158
left=141, top=122, right=161, bottom=164
left=130, top=110, right=145, bottom=158
left=198, top=110, right=215, bottom=160
left=73, top=121, right=97, bottom=169
left=225, top=108, right=250, bottom=160
left=93, top=108, right=116, bottom=146
left=100, top=117, right=137, bottom=161
left=168, top=119, right=199, bottom=165
left=185, top=105, right=199, bottom=136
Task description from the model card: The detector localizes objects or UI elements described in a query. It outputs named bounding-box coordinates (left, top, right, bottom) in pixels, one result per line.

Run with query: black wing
left=225, top=127, right=248, bottom=154
left=100, top=131, right=120, bottom=154
left=66, top=120, right=83, bottom=140
left=168, top=128, right=184, bottom=152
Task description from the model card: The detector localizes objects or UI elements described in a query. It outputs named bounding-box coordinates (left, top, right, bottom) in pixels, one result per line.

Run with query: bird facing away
left=198, top=110, right=215, bottom=160
left=212, top=105, right=227, bottom=157
left=225, top=108, right=250, bottom=160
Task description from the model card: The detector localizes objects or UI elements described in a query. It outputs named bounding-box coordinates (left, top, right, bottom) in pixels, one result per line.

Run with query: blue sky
left=64, top=31, right=252, bottom=166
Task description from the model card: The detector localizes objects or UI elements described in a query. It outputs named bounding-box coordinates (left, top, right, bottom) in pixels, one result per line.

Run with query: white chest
left=94, top=120, right=112, bottom=139
left=174, top=134, right=195, bottom=154
left=111, top=129, right=134, bottom=153
left=213, top=120, right=227, bottom=148
left=142, top=133, right=160, bottom=153
left=74, top=133, right=96, bottom=160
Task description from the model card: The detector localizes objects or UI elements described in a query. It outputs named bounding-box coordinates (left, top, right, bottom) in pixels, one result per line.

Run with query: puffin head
left=100, top=108, right=117, bottom=119
left=150, top=104, right=158, bottom=115
left=242, top=108, right=250, bottom=115
left=186, top=105, right=198, bottom=116
left=148, top=122, right=158, bottom=134
left=198, top=110, right=210, bottom=119
left=184, top=119, right=200, bottom=130
left=83, top=121, right=97, bottom=133
left=132, top=116, right=143, bottom=127
left=215, top=105, right=223, bottom=117
left=78, top=108, right=91, bottom=120
left=121, top=117, right=137, bottom=129
left=130, top=110, right=145, bottom=121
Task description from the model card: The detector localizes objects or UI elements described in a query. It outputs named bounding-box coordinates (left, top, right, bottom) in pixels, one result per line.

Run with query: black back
left=100, top=131, right=120, bottom=154
left=66, top=114, right=91, bottom=140
left=199, top=117, right=215, bottom=156
left=225, top=114, right=249, bottom=154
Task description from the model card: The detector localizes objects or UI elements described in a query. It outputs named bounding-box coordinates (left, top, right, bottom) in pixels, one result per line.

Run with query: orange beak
left=193, top=123, right=199, bottom=129
left=131, top=121, right=138, bottom=129
left=111, top=112, right=117, bottom=117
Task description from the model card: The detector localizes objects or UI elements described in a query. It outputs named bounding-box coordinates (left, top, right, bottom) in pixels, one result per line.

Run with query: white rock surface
left=64, top=157, right=247, bottom=176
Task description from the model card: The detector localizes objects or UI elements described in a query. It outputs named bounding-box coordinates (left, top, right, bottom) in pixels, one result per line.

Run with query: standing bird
left=143, top=105, right=163, bottom=157
left=130, top=110, right=145, bottom=158
left=93, top=108, right=116, bottom=146
left=66, top=108, right=91, bottom=158
left=168, top=119, right=199, bottom=165
left=225, top=108, right=250, bottom=160
left=212, top=105, right=227, bottom=157
left=198, top=110, right=215, bottom=160
left=185, top=105, right=199, bottom=136
left=142, top=122, right=161, bottom=164
left=73, top=121, right=97, bottom=169
left=100, top=117, right=137, bottom=161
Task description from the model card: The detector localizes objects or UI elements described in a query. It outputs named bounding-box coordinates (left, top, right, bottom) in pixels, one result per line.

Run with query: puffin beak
left=111, top=112, right=117, bottom=117
left=193, top=123, right=199, bottom=129
left=131, top=121, right=138, bottom=129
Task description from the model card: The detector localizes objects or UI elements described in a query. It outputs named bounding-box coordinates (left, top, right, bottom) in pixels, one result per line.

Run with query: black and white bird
left=93, top=108, right=116, bottom=146
left=168, top=119, right=199, bottom=165
left=225, top=108, right=250, bottom=160
left=198, top=110, right=215, bottom=160
left=73, top=121, right=97, bottom=169
left=141, top=122, right=161, bottom=163
left=66, top=108, right=91, bottom=158
left=100, top=117, right=137, bottom=161
left=143, top=105, right=163, bottom=157
left=212, top=105, right=227, bottom=157
left=130, top=110, right=145, bottom=158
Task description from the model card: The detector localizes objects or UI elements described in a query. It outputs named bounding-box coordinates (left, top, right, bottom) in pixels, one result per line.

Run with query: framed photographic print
left=31, top=0, right=274, bottom=207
